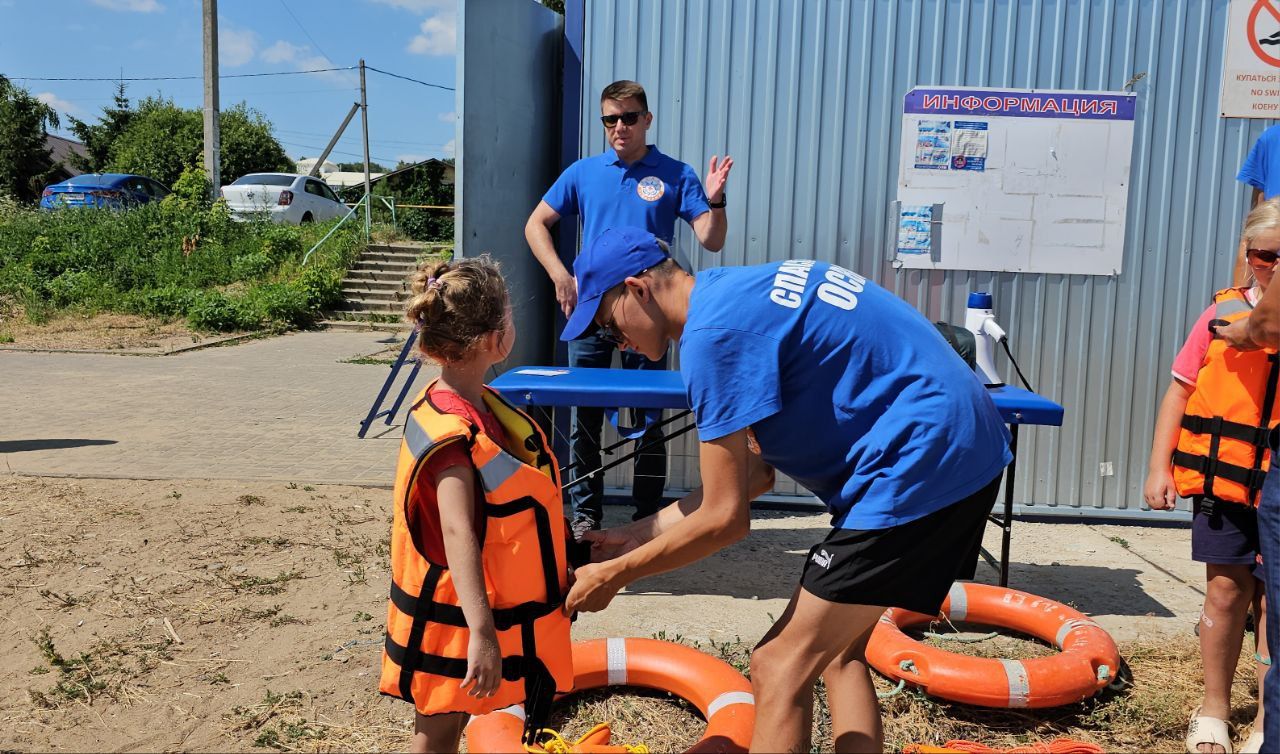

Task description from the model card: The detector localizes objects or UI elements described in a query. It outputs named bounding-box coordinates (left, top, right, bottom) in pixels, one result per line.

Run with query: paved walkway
left=1, top=332, right=1207, bottom=640
left=0, top=331, right=423, bottom=485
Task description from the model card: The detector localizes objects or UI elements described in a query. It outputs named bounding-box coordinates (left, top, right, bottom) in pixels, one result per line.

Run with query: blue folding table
left=490, top=366, right=1064, bottom=587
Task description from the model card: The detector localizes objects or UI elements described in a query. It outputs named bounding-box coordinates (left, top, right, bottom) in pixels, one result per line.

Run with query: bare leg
left=1198, top=564, right=1257, bottom=753
left=749, top=585, right=887, bottom=753
left=822, top=618, right=883, bottom=753
left=412, top=711, right=466, bottom=754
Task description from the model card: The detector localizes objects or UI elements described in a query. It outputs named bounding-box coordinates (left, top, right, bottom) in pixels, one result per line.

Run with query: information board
left=894, top=86, right=1136, bottom=276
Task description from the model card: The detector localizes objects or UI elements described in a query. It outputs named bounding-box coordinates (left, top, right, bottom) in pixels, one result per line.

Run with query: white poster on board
left=895, top=87, right=1136, bottom=277
left=1221, top=0, right=1280, bottom=118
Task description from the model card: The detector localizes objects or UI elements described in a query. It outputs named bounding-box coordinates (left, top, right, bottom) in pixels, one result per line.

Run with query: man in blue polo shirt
left=526, top=79, right=733, bottom=535
left=560, top=227, right=1012, bottom=752
left=1234, top=125, right=1280, bottom=285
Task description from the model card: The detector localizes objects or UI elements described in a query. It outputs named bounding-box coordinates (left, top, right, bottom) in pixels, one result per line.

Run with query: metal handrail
left=302, top=193, right=367, bottom=266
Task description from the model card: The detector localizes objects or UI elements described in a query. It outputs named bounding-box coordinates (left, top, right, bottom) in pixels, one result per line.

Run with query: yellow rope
left=523, top=723, right=650, bottom=753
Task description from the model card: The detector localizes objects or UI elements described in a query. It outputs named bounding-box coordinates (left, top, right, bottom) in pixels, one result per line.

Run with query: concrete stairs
left=327, top=242, right=450, bottom=326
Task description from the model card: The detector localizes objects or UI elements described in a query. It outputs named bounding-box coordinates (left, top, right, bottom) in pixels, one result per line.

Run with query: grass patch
left=28, top=628, right=170, bottom=708
left=0, top=186, right=364, bottom=334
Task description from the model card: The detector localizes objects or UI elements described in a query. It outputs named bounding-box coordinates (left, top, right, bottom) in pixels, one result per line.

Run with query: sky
left=0, top=0, right=459, bottom=170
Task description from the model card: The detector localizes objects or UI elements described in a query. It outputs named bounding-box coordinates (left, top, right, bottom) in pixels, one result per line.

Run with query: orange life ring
left=866, top=582, right=1121, bottom=708
left=465, top=637, right=755, bottom=753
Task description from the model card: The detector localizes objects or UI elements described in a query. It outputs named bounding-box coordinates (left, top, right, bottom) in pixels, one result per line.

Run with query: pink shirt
left=1171, top=287, right=1260, bottom=385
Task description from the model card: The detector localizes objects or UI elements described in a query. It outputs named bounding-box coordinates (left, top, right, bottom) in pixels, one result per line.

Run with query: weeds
left=1109, top=536, right=1131, bottom=550
left=227, top=569, right=304, bottom=595
left=237, top=494, right=264, bottom=506
left=167, top=490, right=182, bottom=500
left=283, top=505, right=308, bottom=513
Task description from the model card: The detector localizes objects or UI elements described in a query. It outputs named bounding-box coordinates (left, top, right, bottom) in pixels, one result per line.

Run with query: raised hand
left=705, top=155, right=734, bottom=204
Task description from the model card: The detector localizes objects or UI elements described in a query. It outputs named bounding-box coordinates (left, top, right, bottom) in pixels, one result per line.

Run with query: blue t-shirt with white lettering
left=543, top=146, right=710, bottom=251
left=679, top=260, right=1013, bottom=530
left=1239, top=124, right=1280, bottom=199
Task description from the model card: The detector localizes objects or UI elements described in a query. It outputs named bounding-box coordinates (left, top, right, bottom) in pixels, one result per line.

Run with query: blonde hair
left=404, top=256, right=508, bottom=363
left=1243, top=198, right=1280, bottom=245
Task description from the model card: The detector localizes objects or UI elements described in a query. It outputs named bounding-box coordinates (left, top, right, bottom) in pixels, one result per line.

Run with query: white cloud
left=219, top=26, right=258, bottom=67
left=438, top=111, right=455, bottom=123
left=261, top=39, right=306, bottom=64
left=441, top=138, right=454, bottom=157
left=37, top=92, right=83, bottom=117
left=407, top=10, right=455, bottom=56
left=368, top=0, right=450, bottom=13
left=89, top=0, right=163, bottom=11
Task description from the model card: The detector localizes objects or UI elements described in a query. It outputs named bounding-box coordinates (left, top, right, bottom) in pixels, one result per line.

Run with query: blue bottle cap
left=967, top=291, right=993, bottom=309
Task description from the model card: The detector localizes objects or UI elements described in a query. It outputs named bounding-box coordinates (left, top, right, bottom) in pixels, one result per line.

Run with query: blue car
left=40, top=173, right=171, bottom=210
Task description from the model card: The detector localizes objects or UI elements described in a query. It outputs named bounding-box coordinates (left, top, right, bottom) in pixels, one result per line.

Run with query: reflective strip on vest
left=404, top=413, right=435, bottom=459
left=477, top=450, right=525, bottom=494
left=1217, top=299, right=1252, bottom=317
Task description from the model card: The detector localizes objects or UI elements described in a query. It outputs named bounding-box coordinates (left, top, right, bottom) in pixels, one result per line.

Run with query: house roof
left=45, top=134, right=88, bottom=176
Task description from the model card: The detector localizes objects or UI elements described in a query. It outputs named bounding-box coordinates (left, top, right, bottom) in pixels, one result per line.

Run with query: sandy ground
left=1, top=472, right=1217, bottom=752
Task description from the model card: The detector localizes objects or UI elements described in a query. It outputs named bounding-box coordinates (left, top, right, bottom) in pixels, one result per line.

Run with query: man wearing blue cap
left=525, top=79, right=733, bottom=537
left=560, top=226, right=1012, bottom=753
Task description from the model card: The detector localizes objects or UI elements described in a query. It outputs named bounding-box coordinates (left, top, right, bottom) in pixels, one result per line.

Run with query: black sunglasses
left=600, top=110, right=646, bottom=128
left=1247, top=248, right=1280, bottom=264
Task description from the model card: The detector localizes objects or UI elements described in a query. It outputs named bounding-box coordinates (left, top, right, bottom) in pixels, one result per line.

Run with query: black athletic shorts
left=800, top=472, right=1003, bottom=615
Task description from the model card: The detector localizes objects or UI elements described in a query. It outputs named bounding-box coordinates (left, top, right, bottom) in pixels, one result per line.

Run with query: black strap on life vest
left=385, top=494, right=564, bottom=728
left=1177, top=353, right=1280, bottom=500
left=1172, top=449, right=1269, bottom=495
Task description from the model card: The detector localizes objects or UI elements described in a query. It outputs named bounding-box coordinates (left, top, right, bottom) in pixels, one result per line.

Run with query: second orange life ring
left=465, top=637, right=755, bottom=753
left=866, top=582, right=1121, bottom=708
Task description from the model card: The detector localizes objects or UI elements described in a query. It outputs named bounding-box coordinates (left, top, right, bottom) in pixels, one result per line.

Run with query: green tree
left=0, top=75, right=60, bottom=202
left=67, top=82, right=133, bottom=173
left=337, top=161, right=389, bottom=173
left=108, top=98, right=290, bottom=187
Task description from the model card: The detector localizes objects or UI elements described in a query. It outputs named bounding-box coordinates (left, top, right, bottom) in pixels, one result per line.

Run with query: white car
left=221, top=173, right=349, bottom=224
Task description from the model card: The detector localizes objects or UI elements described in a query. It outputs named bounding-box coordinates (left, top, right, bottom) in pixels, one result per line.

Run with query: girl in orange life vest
left=381, top=257, right=572, bottom=754
left=1144, top=199, right=1280, bottom=754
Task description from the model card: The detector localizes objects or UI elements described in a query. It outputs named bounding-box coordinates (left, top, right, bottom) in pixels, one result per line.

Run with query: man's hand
left=564, top=561, right=621, bottom=614
left=553, top=273, right=578, bottom=318
left=1214, top=317, right=1261, bottom=351
left=705, top=155, right=734, bottom=204
left=582, top=526, right=644, bottom=562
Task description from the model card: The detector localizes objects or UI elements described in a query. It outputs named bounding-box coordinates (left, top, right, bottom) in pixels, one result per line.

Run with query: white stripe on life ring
left=948, top=583, right=969, bottom=621
left=706, top=691, right=755, bottom=718
left=1000, top=659, right=1031, bottom=708
left=607, top=637, right=628, bottom=685
left=1054, top=619, right=1099, bottom=650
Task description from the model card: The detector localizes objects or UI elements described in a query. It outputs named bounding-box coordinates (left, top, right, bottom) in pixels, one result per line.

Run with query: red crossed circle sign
left=1249, top=0, right=1280, bottom=68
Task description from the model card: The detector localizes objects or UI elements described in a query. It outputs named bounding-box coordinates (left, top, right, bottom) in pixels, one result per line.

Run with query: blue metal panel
left=457, top=0, right=562, bottom=368
left=579, top=0, right=1277, bottom=518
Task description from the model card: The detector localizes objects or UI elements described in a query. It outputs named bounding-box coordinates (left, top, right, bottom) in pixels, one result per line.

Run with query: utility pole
left=359, top=58, right=371, bottom=238
left=202, top=0, right=221, bottom=200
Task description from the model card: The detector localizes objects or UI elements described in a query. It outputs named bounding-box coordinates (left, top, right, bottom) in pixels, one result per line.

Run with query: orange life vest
left=380, top=382, right=573, bottom=734
left=1173, top=287, right=1280, bottom=506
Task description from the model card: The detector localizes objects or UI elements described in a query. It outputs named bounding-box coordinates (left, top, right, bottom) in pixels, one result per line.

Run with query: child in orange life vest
left=379, top=257, right=573, bottom=754
left=1144, top=199, right=1280, bottom=754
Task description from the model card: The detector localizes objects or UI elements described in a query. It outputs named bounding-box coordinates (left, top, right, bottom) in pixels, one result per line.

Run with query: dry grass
left=219, top=630, right=1256, bottom=753
left=0, top=306, right=206, bottom=352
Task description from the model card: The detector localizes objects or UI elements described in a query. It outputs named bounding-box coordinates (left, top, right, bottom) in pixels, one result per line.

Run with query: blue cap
left=560, top=227, right=669, bottom=341
left=967, top=291, right=993, bottom=309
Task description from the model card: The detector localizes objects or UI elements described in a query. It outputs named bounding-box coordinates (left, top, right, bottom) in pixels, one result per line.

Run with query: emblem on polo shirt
left=637, top=176, right=665, bottom=202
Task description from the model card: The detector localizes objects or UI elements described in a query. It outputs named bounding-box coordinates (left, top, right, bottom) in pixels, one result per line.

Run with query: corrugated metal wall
left=578, top=0, right=1276, bottom=518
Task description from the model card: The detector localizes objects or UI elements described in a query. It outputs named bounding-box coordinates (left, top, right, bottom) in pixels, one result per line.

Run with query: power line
left=365, top=65, right=453, bottom=92
left=277, top=0, right=334, bottom=64
left=10, top=66, right=356, bottom=82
